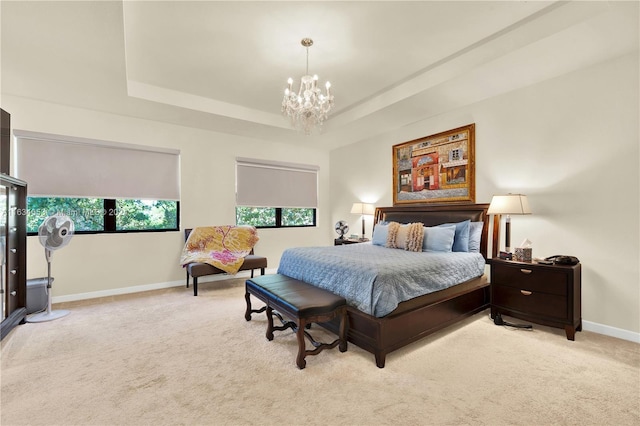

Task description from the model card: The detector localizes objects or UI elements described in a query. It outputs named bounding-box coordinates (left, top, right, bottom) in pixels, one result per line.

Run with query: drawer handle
left=520, top=269, right=532, bottom=274
left=10, top=291, right=17, bottom=296
left=10, top=269, right=17, bottom=275
left=10, top=248, right=17, bottom=253
left=520, top=290, right=532, bottom=296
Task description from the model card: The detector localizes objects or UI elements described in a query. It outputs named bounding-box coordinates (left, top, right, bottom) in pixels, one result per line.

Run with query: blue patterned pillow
left=422, top=225, right=456, bottom=252
left=437, top=220, right=471, bottom=252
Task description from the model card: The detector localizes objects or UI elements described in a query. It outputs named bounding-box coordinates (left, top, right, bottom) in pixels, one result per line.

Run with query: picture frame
left=392, top=123, right=475, bottom=205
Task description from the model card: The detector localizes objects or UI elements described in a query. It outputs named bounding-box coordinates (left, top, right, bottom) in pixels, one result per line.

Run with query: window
left=26, top=197, right=179, bottom=234
left=27, top=197, right=103, bottom=233
left=281, top=207, right=315, bottom=226
left=15, top=130, right=180, bottom=234
left=115, top=199, right=178, bottom=231
left=236, top=207, right=276, bottom=227
left=236, top=207, right=315, bottom=228
left=235, top=158, right=318, bottom=228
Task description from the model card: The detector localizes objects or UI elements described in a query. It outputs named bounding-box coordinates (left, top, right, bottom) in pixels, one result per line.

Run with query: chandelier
left=281, top=38, right=334, bottom=135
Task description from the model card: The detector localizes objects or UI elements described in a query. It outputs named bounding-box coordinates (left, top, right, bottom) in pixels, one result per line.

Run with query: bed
left=278, top=203, right=499, bottom=368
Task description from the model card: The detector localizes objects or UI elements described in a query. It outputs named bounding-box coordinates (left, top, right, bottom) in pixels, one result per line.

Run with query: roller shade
left=236, top=157, right=318, bottom=208
left=14, top=130, right=180, bottom=200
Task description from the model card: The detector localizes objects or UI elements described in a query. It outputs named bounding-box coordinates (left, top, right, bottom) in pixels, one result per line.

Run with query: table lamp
left=350, top=202, right=375, bottom=241
left=487, top=194, right=531, bottom=253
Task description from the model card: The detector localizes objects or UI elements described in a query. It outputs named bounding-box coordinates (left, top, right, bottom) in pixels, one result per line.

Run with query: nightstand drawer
left=491, top=264, right=567, bottom=296
left=492, top=284, right=567, bottom=319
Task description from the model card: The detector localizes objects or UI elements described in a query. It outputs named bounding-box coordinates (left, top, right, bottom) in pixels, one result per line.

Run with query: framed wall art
left=392, top=123, right=475, bottom=205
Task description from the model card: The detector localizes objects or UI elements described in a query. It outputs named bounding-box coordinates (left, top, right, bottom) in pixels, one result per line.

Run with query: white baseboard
left=53, top=272, right=640, bottom=345
left=582, top=320, right=640, bottom=344
left=52, top=268, right=279, bottom=304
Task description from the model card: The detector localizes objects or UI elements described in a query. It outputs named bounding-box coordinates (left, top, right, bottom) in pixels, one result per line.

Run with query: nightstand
left=489, top=258, right=582, bottom=340
left=334, top=238, right=365, bottom=245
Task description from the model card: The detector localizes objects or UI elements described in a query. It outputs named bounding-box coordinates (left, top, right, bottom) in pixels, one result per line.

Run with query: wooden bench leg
left=244, top=288, right=267, bottom=321
left=296, top=318, right=307, bottom=369
left=193, top=277, right=198, bottom=296
left=250, top=268, right=266, bottom=278
left=266, top=306, right=275, bottom=341
left=296, top=308, right=347, bottom=369
left=245, top=290, right=252, bottom=321
left=186, top=271, right=190, bottom=288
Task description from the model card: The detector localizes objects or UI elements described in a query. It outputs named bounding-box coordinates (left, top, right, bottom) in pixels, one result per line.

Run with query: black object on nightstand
left=489, top=258, right=582, bottom=340
left=334, top=238, right=364, bottom=246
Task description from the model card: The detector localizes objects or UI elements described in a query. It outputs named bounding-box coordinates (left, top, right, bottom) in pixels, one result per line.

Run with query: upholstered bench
left=184, top=229, right=267, bottom=296
left=245, top=274, right=348, bottom=369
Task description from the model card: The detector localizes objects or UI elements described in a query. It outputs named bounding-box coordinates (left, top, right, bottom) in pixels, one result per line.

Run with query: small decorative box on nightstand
left=489, top=258, right=582, bottom=340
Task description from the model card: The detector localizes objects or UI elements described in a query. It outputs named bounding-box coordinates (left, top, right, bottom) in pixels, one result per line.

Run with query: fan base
left=27, top=310, right=70, bottom=323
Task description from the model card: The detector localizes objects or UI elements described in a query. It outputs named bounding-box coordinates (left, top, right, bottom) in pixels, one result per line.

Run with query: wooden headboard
left=374, top=203, right=498, bottom=260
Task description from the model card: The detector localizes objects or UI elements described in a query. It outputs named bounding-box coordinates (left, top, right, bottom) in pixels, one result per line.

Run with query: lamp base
left=504, top=216, right=511, bottom=254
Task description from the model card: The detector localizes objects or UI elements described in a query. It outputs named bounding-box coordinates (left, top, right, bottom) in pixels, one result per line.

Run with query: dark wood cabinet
left=1, top=173, right=28, bottom=340
left=489, top=258, right=581, bottom=340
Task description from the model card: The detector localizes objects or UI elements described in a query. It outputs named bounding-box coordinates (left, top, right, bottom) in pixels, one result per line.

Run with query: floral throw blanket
left=180, top=225, right=259, bottom=275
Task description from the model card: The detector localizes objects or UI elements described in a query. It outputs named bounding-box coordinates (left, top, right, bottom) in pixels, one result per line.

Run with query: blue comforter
left=277, top=243, right=486, bottom=318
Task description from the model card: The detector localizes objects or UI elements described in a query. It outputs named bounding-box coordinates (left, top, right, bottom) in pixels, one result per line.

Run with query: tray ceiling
left=1, top=1, right=637, bottom=150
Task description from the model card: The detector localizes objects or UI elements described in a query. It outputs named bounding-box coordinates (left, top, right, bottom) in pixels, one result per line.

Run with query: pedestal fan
left=27, top=214, right=74, bottom=322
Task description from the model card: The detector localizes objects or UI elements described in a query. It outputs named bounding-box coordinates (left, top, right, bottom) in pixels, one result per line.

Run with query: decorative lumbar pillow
left=437, top=220, right=471, bottom=252
left=386, top=222, right=401, bottom=249
left=422, top=225, right=456, bottom=252
left=468, top=221, right=484, bottom=253
left=386, top=222, right=424, bottom=252
left=405, top=223, right=424, bottom=252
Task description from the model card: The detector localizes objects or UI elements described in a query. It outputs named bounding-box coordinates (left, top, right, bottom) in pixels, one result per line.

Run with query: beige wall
left=330, top=53, right=640, bottom=337
left=4, top=95, right=332, bottom=299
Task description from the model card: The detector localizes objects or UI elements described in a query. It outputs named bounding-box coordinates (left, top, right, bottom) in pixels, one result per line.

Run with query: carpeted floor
left=1, top=278, right=639, bottom=426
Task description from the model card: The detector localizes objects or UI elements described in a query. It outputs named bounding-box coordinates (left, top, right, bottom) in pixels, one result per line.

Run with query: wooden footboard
left=322, top=280, right=489, bottom=367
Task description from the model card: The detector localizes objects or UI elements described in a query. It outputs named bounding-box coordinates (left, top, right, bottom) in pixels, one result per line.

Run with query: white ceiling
left=1, top=1, right=638, bottom=151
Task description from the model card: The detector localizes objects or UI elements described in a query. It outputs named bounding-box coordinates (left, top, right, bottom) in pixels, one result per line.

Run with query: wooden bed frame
left=321, top=203, right=499, bottom=368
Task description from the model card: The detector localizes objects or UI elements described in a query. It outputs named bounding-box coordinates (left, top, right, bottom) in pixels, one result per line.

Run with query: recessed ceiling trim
left=126, top=80, right=289, bottom=129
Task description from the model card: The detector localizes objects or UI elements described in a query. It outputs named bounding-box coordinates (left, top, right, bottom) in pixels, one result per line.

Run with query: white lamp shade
left=350, top=202, right=375, bottom=215
left=487, top=194, right=531, bottom=215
